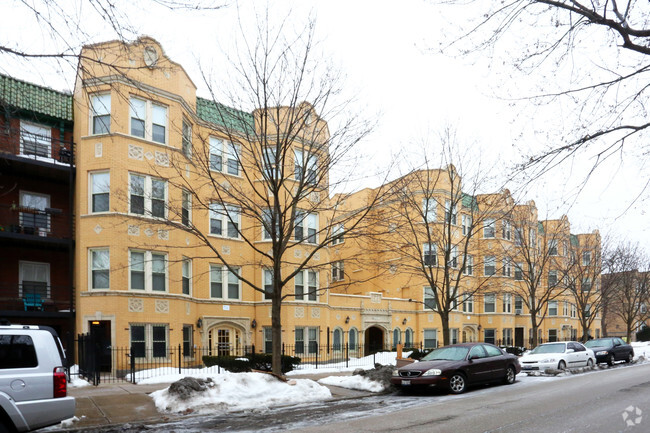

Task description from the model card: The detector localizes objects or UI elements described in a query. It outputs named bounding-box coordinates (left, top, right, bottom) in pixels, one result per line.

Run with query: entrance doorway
left=515, top=327, right=525, bottom=347
left=89, top=320, right=112, bottom=372
left=364, top=326, right=384, bottom=355
left=208, top=326, right=243, bottom=356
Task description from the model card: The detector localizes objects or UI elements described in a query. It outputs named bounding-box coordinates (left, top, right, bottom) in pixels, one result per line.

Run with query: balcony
left=0, top=204, right=73, bottom=243
left=0, top=283, right=74, bottom=318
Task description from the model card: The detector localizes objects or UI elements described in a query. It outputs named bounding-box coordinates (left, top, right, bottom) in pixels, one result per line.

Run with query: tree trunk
left=530, top=317, right=539, bottom=348
left=271, top=293, right=282, bottom=375
left=440, top=312, right=450, bottom=346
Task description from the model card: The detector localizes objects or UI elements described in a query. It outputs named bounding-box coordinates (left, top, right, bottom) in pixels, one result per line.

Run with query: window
left=585, top=303, right=592, bottom=317
left=210, top=265, right=240, bottom=300
left=331, top=224, right=344, bottom=245
left=582, top=251, right=592, bottom=266
left=484, top=293, right=496, bottom=313
left=129, top=174, right=166, bottom=218
left=182, top=325, right=193, bottom=357
left=450, top=328, right=459, bottom=345
left=563, top=301, right=569, bottom=316
left=404, top=328, right=413, bottom=348
left=445, top=200, right=457, bottom=225
left=483, top=218, right=495, bottom=238
left=582, top=278, right=592, bottom=292
left=349, top=328, right=358, bottom=350
left=262, top=208, right=279, bottom=240
left=548, top=270, right=558, bottom=287
left=571, top=303, right=577, bottom=318
left=182, top=258, right=191, bottom=295
left=0, top=335, right=37, bottom=369
left=334, top=328, right=343, bottom=351
left=450, top=246, right=458, bottom=268
left=130, top=250, right=167, bottom=292
left=129, top=97, right=167, bottom=144
left=423, top=243, right=437, bottom=267
left=424, top=329, right=437, bottom=349
left=264, top=269, right=274, bottom=300
left=502, top=258, right=512, bottom=277
left=19, top=261, right=49, bottom=298
left=90, top=172, right=110, bottom=213
left=463, top=293, right=474, bottom=313
left=294, top=149, right=317, bottom=184
left=423, top=198, right=437, bottom=223
left=295, top=269, right=318, bottom=301
left=463, top=254, right=474, bottom=275
left=548, top=240, right=558, bottom=256
left=295, top=327, right=319, bottom=354
left=332, top=261, right=345, bottom=281
left=502, top=328, right=513, bottom=346
left=514, top=263, right=524, bottom=280
left=182, top=118, right=192, bottom=157
left=91, top=93, right=111, bottom=135
left=484, top=255, right=496, bottom=276
left=19, top=191, right=50, bottom=232
left=392, top=328, right=401, bottom=349
left=225, top=141, right=241, bottom=175
left=529, top=228, right=536, bottom=248
left=263, top=147, right=278, bottom=179
left=294, top=211, right=318, bottom=243
left=264, top=327, right=273, bottom=353
left=484, top=329, right=496, bottom=345
left=424, top=287, right=437, bottom=310
left=548, top=300, right=558, bottom=316
left=209, top=203, right=240, bottom=238
left=20, top=121, right=50, bottom=157
left=461, top=214, right=471, bottom=235
left=515, top=227, right=523, bottom=246
left=502, top=220, right=511, bottom=240
left=90, top=249, right=109, bottom=289
left=209, top=137, right=224, bottom=172
left=548, top=329, right=558, bottom=342
left=515, top=296, right=523, bottom=314
left=503, top=293, right=512, bottom=313
left=130, top=324, right=168, bottom=358
left=181, top=190, right=191, bottom=226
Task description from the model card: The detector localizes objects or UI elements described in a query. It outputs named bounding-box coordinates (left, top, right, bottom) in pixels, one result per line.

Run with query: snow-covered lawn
left=318, top=375, right=386, bottom=392
left=151, top=373, right=331, bottom=415
left=631, top=341, right=650, bottom=360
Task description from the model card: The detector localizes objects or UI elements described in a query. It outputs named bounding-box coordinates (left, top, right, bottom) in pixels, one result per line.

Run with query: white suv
left=0, top=325, right=75, bottom=432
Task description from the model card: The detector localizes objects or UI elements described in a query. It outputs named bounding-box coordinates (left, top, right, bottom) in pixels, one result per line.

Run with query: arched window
left=349, top=328, right=358, bottom=351
left=404, top=328, right=413, bottom=348
left=333, top=328, right=342, bottom=351
left=393, top=327, right=401, bottom=349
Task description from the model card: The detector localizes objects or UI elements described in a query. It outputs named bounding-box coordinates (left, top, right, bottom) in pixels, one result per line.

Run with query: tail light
left=53, top=367, right=67, bottom=398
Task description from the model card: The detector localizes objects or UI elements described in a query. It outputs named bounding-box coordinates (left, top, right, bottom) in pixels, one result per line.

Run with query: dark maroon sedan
left=391, top=342, right=521, bottom=394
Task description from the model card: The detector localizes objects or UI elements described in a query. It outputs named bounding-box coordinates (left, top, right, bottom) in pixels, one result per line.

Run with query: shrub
left=636, top=326, right=650, bottom=342
left=404, top=348, right=428, bottom=360
left=202, top=354, right=301, bottom=373
left=202, top=355, right=250, bottom=373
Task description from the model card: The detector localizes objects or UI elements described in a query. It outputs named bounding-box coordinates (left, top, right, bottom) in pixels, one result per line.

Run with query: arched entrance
left=462, top=326, right=477, bottom=343
left=208, top=325, right=243, bottom=356
left=364, top=326, right=384, bottom=355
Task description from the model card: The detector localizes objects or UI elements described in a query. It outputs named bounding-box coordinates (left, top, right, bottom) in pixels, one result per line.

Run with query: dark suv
left=584, top=337, right=634, bottom=366
left=0, top=325, right=75, bottom=432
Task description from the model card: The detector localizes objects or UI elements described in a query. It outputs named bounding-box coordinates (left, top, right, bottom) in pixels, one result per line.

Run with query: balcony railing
left=0, top=127, right=75, bottom=165
left=0, top=204, right=73, bottom=240
left=0, top=283, right=74, bottom=313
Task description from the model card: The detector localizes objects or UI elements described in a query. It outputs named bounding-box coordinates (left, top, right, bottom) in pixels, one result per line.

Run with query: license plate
left=401, top=380, right=411, bottom=385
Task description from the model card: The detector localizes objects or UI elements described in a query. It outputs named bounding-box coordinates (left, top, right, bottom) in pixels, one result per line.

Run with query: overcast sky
left=2, top=0, right=647, bottom=250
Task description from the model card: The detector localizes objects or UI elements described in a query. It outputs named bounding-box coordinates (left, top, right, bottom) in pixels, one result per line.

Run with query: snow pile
left=68, top=365, right=91, bottom=388
left=318, top=375, right=386, bottom=392
left=151, top=373, right=331, bottom=415
left=631, top=341, right=650, bottom=361
left=127, top=365, right=224, bottom=384
left=288, top=351, right=410, bottom=375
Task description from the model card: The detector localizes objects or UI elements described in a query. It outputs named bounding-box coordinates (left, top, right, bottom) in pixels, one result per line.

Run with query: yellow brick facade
left=73, top=38, right=601, bottom=366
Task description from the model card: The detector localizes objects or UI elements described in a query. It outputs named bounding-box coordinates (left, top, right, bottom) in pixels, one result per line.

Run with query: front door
left=89, top=320, right=112, bottom=372
left=365, top=326, right=384, bottom=355
left=515, top=327, right=524, bottom=347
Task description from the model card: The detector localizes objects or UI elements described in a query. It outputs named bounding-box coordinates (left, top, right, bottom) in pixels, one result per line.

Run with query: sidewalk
left=60, top=372, right=374, bottom=431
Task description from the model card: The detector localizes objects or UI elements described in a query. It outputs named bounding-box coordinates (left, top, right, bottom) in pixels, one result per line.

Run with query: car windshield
left=584, top=338, right=613, bottom=348
left=529, top=343, right=566, bottom=354
left=422, top=346, right=470, bottom=361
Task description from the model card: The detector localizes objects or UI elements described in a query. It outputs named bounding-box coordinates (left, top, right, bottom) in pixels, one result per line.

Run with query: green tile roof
left=462, top=193, right=477, bottom=209
left=538, top=222, right=544, bottom=234
left=570, top=234, right=579, bottom=246
left=196, top=96, right=253, bottom=134
left=0, top=74, right=73, bottom=122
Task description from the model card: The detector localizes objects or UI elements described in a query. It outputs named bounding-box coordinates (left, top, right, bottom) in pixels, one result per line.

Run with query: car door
left=481, top=344, right=509, bottom=380
left=613, top=338, right=626, bottom=360
left=571, top=342, right=590, bottom=366
left=464, top=345, right=492, bottom=384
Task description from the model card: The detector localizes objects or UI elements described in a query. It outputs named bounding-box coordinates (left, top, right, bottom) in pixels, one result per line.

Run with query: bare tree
left=378, top=132, right=503, bottom=346
left=602, top=242, right=650, bottom=342
left=126, top=17, right=385, bottom=375
left=504, top=211, right=571, bottom=348
left=443, top=0, right=650, bottom=193
left=564, top=232, right=603, bottom=342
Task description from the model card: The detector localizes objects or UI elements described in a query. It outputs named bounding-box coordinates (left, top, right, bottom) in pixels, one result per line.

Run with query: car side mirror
left=614, top=341, right=621, bottom=347
left=468, top=355, right=479, bottom=361
left=566, top=349, right=574, bottom=353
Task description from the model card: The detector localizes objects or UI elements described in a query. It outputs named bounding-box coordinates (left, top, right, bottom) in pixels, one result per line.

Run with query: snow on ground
left=318, top=375, right=386, bottom=392
left=631, top=341, right=650, bottom=360
left=151, top=373, right=331, bottom=415
left=127, top=366, right=225, bottom=384
left=68, top=365, right=91, bottom=388
left=288, top=351, right=410, bottom=376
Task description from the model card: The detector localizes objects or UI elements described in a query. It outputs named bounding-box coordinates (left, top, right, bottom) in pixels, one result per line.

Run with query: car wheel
left=626, top=352, right=634, bottom=363
left=504, top=366, right=516, bottom=385
left=586, top=358, right=594, bottom=368
left=448, top=373, right=467, bottom=394
left=607, top=354, right=615, bottom=366
left=558, top=360, right=567, bottom=370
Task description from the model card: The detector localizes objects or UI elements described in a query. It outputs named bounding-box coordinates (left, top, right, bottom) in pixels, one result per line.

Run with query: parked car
left=584, top=337, right=634, bottom=365
left=519, top=341, right=595, bottom=372
left=391, top=342, right=521, bottom=394
left=0, top=325, right=75, bottom=432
